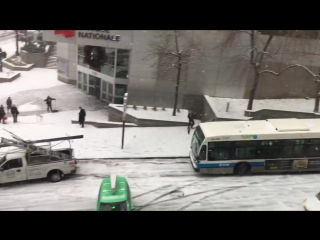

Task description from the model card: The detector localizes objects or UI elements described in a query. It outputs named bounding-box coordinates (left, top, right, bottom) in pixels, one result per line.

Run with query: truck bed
left=26, top=148, right=74, bottom=165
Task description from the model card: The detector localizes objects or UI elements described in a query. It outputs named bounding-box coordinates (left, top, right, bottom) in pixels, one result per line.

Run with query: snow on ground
left=0, top=110, right=193, bottom=158
left=205, top=95, right=317, bottom=119
left=0, top=159, right=318, bottom=211
left=109, top=104, right=188, bottom=123
left=0, top=36, right=24, bottom=58
left=18, top=102, right=42, bottom=112
left=0, top=68, right=64, bottom=99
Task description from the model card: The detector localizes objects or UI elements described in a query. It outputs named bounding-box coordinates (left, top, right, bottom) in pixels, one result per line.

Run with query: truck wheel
left=48, top=170, right=62, bottom=182
left=234, top=162, right=251, bottom=176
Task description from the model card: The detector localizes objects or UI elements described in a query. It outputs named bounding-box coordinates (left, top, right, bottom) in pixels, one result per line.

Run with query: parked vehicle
left=96, top=174, right=135, bottom=211
left=0, top=150, right=76, bottom=183
left=0, top=130, right=83, bottom=184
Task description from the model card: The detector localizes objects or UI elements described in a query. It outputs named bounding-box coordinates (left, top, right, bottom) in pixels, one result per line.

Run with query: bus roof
left=199, top=118, right=320, bottom=138
left=99, top=176, right=128, bottom=203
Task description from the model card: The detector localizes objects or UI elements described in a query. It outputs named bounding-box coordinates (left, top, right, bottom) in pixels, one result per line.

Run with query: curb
left=75, top=156, right=189, bottom=161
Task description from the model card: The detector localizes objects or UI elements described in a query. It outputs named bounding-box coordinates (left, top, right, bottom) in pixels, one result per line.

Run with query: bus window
left=234, top=141, right=258, bottom=159
left=199, top=145, right=207, bottom=160
left=308, top=139, right=320, bottom=157
left=208, top=142, right=231, bottom=161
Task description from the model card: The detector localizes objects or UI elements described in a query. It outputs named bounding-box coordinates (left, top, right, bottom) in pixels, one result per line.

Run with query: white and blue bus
left=190, top=118, right=320, bottom=175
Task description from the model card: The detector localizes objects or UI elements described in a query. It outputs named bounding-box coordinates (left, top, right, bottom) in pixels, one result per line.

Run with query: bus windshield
left=100, top=201, right=127, bottom=211
left=0, top=155, right=6, bottom=166
left=191, top=126, right=205, bottom=157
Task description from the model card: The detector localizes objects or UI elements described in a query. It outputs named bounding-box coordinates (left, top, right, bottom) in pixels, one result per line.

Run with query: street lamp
left=121, top=93, right=128, bottom=149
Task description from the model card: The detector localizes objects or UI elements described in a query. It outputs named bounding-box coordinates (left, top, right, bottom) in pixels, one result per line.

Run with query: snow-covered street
left=0, top=159, right=318, bottom=211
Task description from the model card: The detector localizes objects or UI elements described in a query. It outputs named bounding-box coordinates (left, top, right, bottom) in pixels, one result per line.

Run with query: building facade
left=43, top=30, right=320, bottom=114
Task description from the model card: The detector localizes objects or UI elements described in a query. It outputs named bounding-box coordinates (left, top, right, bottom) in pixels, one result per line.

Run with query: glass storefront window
left=114, top=97, right=124, bottom=104
left=83, top=74, right=87, bottom=84
left=101, top=48, right=116, bottom=77
left=89, top=87, right=95, bottom=95
left=115, top=84, right=127, bottom=97
left=78, top=45, right=84, bottom=55
left=78, top=72, right=82, bottom=82
left=89, top=75, right=96, bottom=86
left=78, top=83, right=82, bottom=89
left=116, top=49, right=129, bottom=79
left=102, top=93, right=107, bottom=100
left=108, top=96, right=113, bottom=103
left=78, top=54, right=88, bottom=68
left=108, top=83, right=113, bottom=95
left=102, top=81, right=107, bottom=92
left=83, top=85, right=87, bottom=91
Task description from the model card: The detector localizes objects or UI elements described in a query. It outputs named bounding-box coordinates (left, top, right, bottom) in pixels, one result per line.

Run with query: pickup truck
left=0, top=148, right=77, bottom=184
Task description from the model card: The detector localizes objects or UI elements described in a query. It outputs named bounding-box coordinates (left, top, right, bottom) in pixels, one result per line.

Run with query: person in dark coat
left=0, top=105, right=6, bottom=124
left=188, top=111, right=195, bottom=129
left=11, top=104, right=19, bottom=123
left=44, top=96, right=56, bottom=112
left=6, top=97, right=12, bottom=113
left=79, top=107, right=86, bottom=128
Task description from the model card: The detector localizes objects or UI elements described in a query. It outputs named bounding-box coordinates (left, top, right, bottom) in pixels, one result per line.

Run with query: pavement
left=0, top=158, right=317, bottom=211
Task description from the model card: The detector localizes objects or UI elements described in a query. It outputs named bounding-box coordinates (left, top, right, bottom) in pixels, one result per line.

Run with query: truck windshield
left=0, top=155, right=6, bottom=166
left=100, top=201, right=128, bottom=211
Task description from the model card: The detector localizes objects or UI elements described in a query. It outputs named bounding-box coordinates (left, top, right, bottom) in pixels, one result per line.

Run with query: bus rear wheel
left=234, top=163, right=251, bottom=176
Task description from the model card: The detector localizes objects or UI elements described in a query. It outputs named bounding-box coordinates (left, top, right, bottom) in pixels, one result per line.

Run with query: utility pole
left=121, top=93, right=128, bottom=149
left=15, top=30, right=19, bottom=56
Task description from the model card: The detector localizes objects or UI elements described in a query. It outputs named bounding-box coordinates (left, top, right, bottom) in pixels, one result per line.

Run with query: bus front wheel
left=234, top=162, right=251, bottom=176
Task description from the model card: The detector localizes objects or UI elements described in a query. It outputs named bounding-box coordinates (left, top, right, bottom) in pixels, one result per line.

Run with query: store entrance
left=89, top=75, right=101, bottom=99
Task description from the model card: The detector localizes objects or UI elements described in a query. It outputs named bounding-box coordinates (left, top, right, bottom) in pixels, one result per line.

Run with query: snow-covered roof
left=199, top=118, right=320, bottom=138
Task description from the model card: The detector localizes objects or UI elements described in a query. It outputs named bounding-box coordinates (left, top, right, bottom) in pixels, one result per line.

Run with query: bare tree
left=148, top=30, right=201, bottom=116
left=218, top=30, right=320, bottom=111
left=261, top=64, right=320, bottom=112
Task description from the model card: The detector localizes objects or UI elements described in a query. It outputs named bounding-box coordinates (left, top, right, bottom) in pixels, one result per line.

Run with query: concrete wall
left=56, top=42, right=77, bottom=84
left=20, top=50, right=47, bottom=68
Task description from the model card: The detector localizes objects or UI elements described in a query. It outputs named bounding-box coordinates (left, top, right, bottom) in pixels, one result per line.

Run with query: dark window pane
left=115, top=84, right=127, bottom=97
left=102, top=81, right=107, bottom=91
left=108, top=83, right=113, bottom=95
left=102, top=93, right=107, bottom=100
left=114, top=97, right=123, bottom=104
left=308, top=143, right=320, bottom=157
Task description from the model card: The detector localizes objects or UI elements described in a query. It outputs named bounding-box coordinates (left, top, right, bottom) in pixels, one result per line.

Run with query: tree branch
left=259, top=64, right=320, bottom=79
left=257, top=35, right=273, bottom=64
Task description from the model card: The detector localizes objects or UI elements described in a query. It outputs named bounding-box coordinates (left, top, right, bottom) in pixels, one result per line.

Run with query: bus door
left=198, top=144, right=207, bottom=161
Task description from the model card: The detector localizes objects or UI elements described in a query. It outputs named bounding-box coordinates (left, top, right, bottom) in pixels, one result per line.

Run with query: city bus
left=190, top=118, right=320, bottom=175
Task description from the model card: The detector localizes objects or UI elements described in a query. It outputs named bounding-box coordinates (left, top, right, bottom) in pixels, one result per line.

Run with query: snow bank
left=109, top=104, right=188, bottom=123
left=205, top=96, right=317, bottom=119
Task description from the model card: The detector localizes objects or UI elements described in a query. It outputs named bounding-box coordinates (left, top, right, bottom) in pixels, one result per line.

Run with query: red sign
left=54, top=30, right=75, bottom=38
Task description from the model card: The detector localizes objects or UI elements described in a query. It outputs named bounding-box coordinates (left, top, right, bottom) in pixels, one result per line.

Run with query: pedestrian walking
left=11, top=104, right=19, bottom=123
left=44, top=96, right=56, bottom=113
left=0, top=105, right=6, bottom=124
left=6, top=97, right=12, bottom=113
left=79, top=107, right=86, bottom=128
left=187, top=111, right=195, bottom=134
